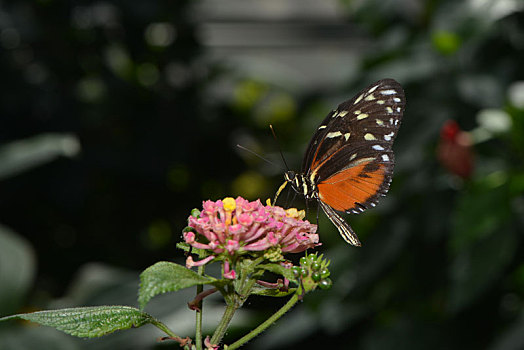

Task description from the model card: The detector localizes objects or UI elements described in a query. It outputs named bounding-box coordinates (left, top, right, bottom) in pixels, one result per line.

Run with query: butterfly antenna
left=236, top=144, right=282, bottom=169
left=269, top=125, right=290, bottom=171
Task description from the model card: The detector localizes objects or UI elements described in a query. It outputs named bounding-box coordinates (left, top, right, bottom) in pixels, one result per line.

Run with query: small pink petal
left=238, top=213, right=254, bottom=226
left=202, top=200, right=217, bottom=213
left=226, top=239, right=240, bottom=254
left=184, top=231, right=196, bottom=243
left=244, top=226, right=268, bottom=243
left=204, top=336, right=219, bottom=350
left=228, top=224, right=244, bottom=235
left=256, top=279, right=279, bottom=289
left=254, top=207, right=268, bottom=222
left=267, top=232, right=278, bottom=246
left=223, top=269, right=236, bottom=279
left=243, top=240, right=271, bottom=251
left=186, top=255, right=215, bottom=268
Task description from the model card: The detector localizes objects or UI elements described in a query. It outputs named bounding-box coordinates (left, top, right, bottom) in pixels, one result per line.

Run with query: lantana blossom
left=184, top=196, right=320, bottom=277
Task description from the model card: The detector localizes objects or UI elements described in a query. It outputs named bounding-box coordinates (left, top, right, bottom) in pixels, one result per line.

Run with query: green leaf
left=0, top=306, right=156, bottom=338
left=175, top=242, right=191, bottom=252
left=138, top=261, right=215, bottom=309
left=0, top=133, right=80, bottom=180
left=258, top=263, right=297, bottom=284
left=0, top=224, right=36, bottom=315
left=251, top=286, right=296, bottom=297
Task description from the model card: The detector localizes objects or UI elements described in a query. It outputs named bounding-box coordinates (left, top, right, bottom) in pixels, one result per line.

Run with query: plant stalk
left=210, top=300, right=238, bottom=345
left=150, top=319, right=179, bottom=339
left=226, top=293, right=299, bottom=350
left=195, top=264, right=205, bottom=350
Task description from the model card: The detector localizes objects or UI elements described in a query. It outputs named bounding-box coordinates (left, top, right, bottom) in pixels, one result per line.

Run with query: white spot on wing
left=326, top=131, right=343, bottom=138
left=364, top=133, right=377, bottom=141
left=354, top=110, right=361, bottom=115
left=344, top=132, right=351, bottom=141
left=380, top=89, right=396, bottom=95
left=376, top=119, right=384, bottom=125
left=386, top=107, right=393, bottom=114
left=372, top=145, right=385, bottom=151
left=384, top=131, right=395, bottom=141
left=396, top=107, right=401, bottom=113
left=368, top=85, right=379, bottom=93
left=318, top=125, right=327, bottom=130
left=365, top=94, right=376, bottom=101
left=393, top=97, right=401, bottom=103
left=382, top=154, right=390, bottom=162
left=349, top=153, right=357, bottom=161
left=356, top=113, right=369, bottom=120
left=354, top=94, right=364, bottom=104
left=377, top=100, right=385, bottom=104
left=338, top=110, right=348, bottom=117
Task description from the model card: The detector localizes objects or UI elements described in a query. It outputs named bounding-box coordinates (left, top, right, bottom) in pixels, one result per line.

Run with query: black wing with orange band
left=303, top=79, right=405, bottom=214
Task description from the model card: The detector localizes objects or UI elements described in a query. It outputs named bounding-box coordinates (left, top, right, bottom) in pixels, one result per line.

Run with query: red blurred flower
left=437, top=120, right=474, bottom=179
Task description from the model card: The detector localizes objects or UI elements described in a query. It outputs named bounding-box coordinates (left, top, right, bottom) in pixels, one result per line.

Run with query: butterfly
left=274, top=79, right=405, bottom=246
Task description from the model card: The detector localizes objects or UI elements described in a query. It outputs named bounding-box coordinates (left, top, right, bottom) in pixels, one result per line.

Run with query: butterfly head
left=284, top=170, right=317, bottom=200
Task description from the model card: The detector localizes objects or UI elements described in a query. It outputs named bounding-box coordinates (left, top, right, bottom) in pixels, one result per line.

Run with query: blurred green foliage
left=1, top=0, right=524, bottom=349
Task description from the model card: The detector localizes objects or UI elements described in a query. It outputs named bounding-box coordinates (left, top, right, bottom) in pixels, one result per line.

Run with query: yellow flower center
left=285, top=208, right=306, bottom=220
left=223, top=197, right=236, bottom=211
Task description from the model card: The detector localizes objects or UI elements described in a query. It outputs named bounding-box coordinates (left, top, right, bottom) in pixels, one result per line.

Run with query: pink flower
left=185, top=197, right=320, bottom=270
left=223, top=260, right=236, bottom=280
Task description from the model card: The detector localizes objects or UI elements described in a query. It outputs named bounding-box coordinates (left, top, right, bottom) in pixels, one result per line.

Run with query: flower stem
left=210, top=256, right=266, bottom=346
left=226, top=293, right=300, bottom=350
left=195, top=264, right=205, bottom=350
left=150, top=318, right=179, bottom=339
left=210, top=300, right=238, bottom=345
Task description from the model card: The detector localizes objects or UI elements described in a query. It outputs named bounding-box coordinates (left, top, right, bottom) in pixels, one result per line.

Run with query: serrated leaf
left=258, top=263, right=297, bottom=284
left=139, top=261, right=215, bottom=309
left=0, top=306, right=156, bottom=338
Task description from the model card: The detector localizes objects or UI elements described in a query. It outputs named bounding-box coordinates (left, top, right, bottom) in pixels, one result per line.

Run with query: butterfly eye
left=285, top=171, right=296, bottom=182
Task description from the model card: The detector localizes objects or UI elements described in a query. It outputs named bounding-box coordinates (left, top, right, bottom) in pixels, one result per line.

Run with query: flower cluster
left=184, top=197, right=320, bottom=277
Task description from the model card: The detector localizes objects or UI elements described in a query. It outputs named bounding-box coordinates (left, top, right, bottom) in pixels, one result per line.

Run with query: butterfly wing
left=318, top=200, right=362, bottom=246
left=305, top=79, right=405, bottom=216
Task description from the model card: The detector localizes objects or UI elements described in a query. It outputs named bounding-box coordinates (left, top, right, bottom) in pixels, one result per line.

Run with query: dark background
left=1, top=0, right=524, bottom=349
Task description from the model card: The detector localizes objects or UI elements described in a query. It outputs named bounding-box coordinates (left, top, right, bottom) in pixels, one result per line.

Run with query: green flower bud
left=300, top=256, right=308, bottom=267
left=319, top=278, right=333, bottom=290
left=307, top=254, right=317, bottom=265
left=312, top=271, right=321, bottom=282
left=320, top=268, right=330, bottom=278
left=300, top=267, right=308, bottom=278
left=292, top=266, right=301, bottom=278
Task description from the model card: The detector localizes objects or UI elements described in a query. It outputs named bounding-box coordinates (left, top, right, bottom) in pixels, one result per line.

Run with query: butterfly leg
left=273, top=181, right=288, bottom=206
left=315, top=201, right=320, bottom=226
left=305, top=197, right=310, bottom=217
